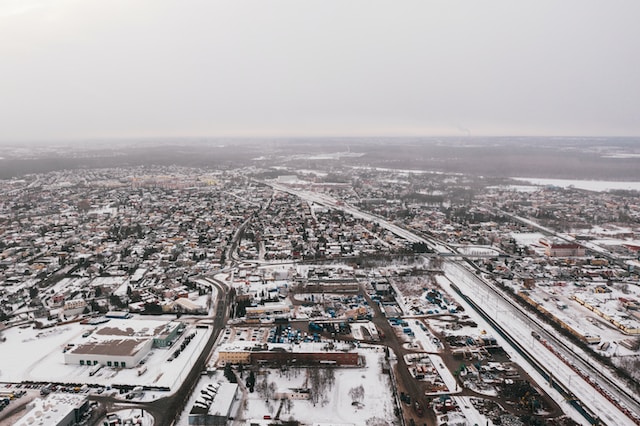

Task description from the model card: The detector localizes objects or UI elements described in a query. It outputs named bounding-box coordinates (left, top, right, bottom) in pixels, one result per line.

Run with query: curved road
left=90, top=277, right=231, bottom=425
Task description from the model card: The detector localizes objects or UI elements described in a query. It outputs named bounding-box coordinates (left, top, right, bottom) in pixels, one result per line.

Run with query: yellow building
left=218, top=349, right=251, bottom=365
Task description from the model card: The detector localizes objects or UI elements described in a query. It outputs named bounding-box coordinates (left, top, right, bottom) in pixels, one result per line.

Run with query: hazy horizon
left=1, top=135, right=640, bottom=148
left=1, top=1, right=639, bottom=142
left=1, top=136, right=640, bottom=182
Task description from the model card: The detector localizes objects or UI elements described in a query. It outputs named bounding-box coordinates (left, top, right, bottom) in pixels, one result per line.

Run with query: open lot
left=178, top=348, right=398, bottom=426
left=0, top=316, right=211, bottom=394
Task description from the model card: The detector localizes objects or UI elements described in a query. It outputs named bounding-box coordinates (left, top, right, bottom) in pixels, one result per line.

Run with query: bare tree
left=308, top=369, right=321, bottom=405
left=307, top=368, right=336, bottom=406
left=348, top=384, right=365, bottom=403
left=366, top=417, right=388, bottom=426
left=256, top=376, right=269, bottom=399
left=283, top=397, right=293, bottom=414
left=267, top=381, right=277, bottom=399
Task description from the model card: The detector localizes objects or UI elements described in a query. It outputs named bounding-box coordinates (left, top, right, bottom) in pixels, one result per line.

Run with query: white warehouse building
left=64, top=319, right=182, bottom=369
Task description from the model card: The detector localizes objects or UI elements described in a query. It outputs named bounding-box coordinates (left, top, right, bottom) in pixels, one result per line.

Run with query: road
left=360, top=287, right=434, bottom=426
left=90, top=276, right=232, bottom=425
left=444, top=260, right=640, bottom=426
left=142, top=195, right=263, bottom=424
left=264, top=180, right=638, bottom=426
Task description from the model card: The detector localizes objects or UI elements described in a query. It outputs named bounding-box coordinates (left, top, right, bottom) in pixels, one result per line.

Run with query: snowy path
left=454, top=396, right=495, bottom=426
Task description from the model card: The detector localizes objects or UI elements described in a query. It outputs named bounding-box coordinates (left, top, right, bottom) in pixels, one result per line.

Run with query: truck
left=308, top=322, right=323, bottom=332
left=89, top=364, right=103, bottom=377
left=126, top=386, right=144, bottom=400
left=40, top=384, right=53, bottom=396
left=414, top=401, right=424, bottom=417
left=104, top=413, right=122, bottom=426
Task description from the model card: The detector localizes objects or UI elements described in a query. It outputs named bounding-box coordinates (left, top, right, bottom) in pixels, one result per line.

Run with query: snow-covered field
left=512, top=177, right=640, bottom=192
left=178, top=348, right=398, bottom=426
left=509, top=232, right=546, bottom=249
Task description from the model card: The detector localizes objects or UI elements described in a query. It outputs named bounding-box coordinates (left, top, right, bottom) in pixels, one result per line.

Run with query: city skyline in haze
left=1, top=0, right=639, bottom=142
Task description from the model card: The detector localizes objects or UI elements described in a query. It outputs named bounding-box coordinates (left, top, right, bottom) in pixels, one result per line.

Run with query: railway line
left=263, top=181, right=639, bottom=424
left=445, top=260, right=640, bottom=426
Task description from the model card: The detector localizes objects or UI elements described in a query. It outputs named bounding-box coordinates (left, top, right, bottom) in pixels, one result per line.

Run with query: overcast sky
left=1, top=0, right=639, bottom=142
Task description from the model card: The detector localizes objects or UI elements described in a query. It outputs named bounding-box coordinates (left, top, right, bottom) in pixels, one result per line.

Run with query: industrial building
left=14, top=393, right=89, bottom=426
left=64, top=319, right=184, bottom=368
left=188, top=382, right=239, bottom=426
left=217, top=343, right=360, bottom=366
left=245, top=303, right=291, bottom=320
left=539, top=238, right=586, bottom=257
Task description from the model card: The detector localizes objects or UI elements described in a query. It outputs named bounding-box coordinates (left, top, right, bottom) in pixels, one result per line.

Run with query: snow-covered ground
left=455, top=245, right=501, bottom=256
left=96, top=408, right=154, bottom=426
left=0, top=317, right=211, bottom=396
left=441, top=262, right=637, bottom=426
left=246, top=350, right=395, bottom=425
left=520, top=283, right=639, bottom=356
left=428, top=354, right=458, bottom=393
left=177, top=348, right=398, bottom=426
left=512, top=177, right=640, bottom=192
left=410, top=320, right=441, bottom=353
left=509, top=232, right=547, bottom=251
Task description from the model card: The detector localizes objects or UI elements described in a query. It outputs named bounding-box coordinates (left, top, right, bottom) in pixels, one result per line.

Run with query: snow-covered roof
left=15, top=393, right=88, bottom=426
left=208, top=383, right=238, bottom=416
left=68, top=338, right=149, bottom=357
left=94, top=319, right=172, bottom=338
left=173, top=297, right=201, bottom=311
left=89, top=276, right=128, bottom=288
left=68, top=319, right=179, bottom=357
left=218, top=341, right=353, bottom=354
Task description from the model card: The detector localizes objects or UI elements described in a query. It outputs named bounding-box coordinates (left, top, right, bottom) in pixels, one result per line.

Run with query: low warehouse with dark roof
left=64, top=319, right=183, bottom=368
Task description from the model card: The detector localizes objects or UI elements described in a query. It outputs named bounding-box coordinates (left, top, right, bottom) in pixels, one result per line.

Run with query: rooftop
left=68, top=318, right=179, bottom=357
left=15, top=393, right=87, bottom=426
left=93, top=318, right=175, bottom=338
left=208, top=383, right=238, bottom=416
left=68, top=337, right=149, bottom=357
